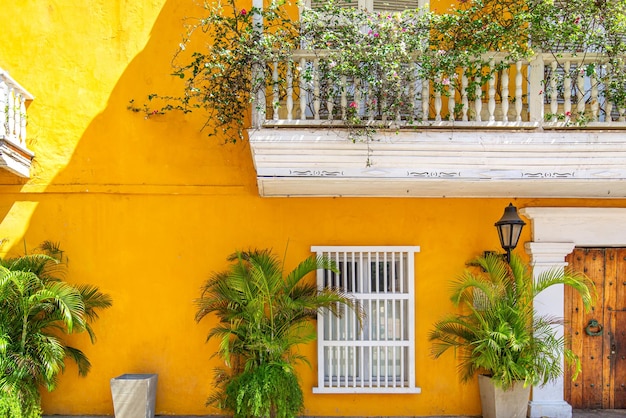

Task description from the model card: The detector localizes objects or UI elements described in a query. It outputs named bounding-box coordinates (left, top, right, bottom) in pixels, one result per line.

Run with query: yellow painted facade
left=1, top=1, right=625, bottom=416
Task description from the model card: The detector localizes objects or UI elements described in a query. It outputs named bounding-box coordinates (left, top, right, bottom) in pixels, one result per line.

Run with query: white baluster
left=299, top=57, right=306, bottom=120
left=368, top=80, right=375, bottom=122
left=381, top=88, right=387, bottom=123
left=327, top=93, right=334, bottom=121
left=606, top=101, right=613, bottom=123
left=341, top=75, right=347, bottom=120
left=604, top=63, right=613, bottom=123
left=354, top=77, right=362, bottom=122
left=409, top=64, right=417, bottom=121
left=619, top=106, right=626, bottom=122
left=488, top=61, right=496, bottom=122
left=422, top=80, right=429, bottom=122
left=272, top=59, right=279, bottom=121
left=396, top=83, right=402, bottom=122
left=19, top=95, right=26, bottom=143
left=591, top=72, right=598, bottom=121
left=474, top=75, right=482, bottom=122
left=434, top=89, right=442, bottom=121
left=448, top=86, right=455, bottom=122
left=313, top=58, right=320, bottom=120
left=461, top=69, right=468, bottom=121
left=550, top=61, right=558, bottom=122
left=7, top=89, right=15, bottom=136
left=0, top=82, right=6, bottom=137
left=563, top=61, right=572, bottom=122
left=515, top=61, right=523, bottom=122
left=501, top=65, right=509, bottom=122
left=286, top=60, right=293, bottom=121
left=577, top=66, right=585, bottom=118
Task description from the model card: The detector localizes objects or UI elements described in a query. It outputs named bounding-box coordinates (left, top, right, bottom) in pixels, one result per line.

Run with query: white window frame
left=311, top=245, right=420, bottom=394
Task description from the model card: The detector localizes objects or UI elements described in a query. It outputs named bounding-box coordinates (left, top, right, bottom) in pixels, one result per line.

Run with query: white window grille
left=311, top=246, right=420, bottom=394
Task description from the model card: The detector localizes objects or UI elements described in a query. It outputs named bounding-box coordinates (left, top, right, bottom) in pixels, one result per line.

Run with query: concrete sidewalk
left=43, top=412, right=626, bottom=418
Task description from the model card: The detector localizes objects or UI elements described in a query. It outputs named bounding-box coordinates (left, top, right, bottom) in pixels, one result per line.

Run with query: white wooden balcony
left=248, top=51, right=626, bottom=198
left=0, top=69, right=34, bottom=178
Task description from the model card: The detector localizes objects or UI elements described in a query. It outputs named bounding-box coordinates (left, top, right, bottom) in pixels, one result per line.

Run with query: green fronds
left=197, top=248, right=358, bottom=417
left=0, top=243, right=111, bottom=416
left=430, top=252, right=595, bottom=390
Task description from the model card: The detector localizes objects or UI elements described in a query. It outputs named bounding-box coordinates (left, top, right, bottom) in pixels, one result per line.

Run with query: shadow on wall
left=2, top=0, right=262, bottom=415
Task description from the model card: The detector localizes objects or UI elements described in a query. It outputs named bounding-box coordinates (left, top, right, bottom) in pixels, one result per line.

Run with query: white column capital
left=525, top=242, right=575, bottom=268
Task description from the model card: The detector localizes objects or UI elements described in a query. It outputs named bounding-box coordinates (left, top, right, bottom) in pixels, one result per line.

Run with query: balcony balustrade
left=0, top=69, right=34, bottom=177
left=252, top=51, right=626, bottom=129
left=248, top=49, right=626, bottom=198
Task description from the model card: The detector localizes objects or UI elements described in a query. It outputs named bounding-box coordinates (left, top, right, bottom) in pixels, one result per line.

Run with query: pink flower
left=442, top=77, right=450, bottom=86
left=152, top=110, right=158, bottom=115
left=240, top=8, right=247, bottom=15
left=349, top=101, right=358, bottom=109
left=565, top=111, right=572, bottom=117
left=574, top=16, right=581, bottom=24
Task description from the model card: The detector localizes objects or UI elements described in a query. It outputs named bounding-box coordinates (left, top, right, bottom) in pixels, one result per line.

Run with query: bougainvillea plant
left=130, top=0, right=626, bottom=142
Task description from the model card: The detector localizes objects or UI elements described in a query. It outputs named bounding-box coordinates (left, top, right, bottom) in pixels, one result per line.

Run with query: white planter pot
left=110, top=373, right=158, bottom=418
left=478, top=374, right=530, bottom=418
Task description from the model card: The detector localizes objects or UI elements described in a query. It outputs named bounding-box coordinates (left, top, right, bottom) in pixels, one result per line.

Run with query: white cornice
left=249, top=128, right=626, bottom=197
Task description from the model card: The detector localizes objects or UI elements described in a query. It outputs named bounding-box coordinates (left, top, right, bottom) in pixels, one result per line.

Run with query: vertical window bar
left=400, top=252, right=405, bottom=293
left=400, top=347, right=405, bottom=387
left=341, top=346, right=346, bottom=387
left=375, top=251, right=380, bottom=293
left=391, top=252, right=397, bottom=293
left=367, top=346, right=374, bottom=387
left=360, top=345, right=365, bottom=389
left=392, top=346, right=397, bottom=388
left=328, top=346, right=333, bottom=388
left=392, top=299, right=397, bottom=341
left=376, top=346, right=381, bottom=387
left=351, top=251, right=357, bottom=293
left=360, top=251, right=366, bottom=293
left=383, top=251, right=388, bottom=293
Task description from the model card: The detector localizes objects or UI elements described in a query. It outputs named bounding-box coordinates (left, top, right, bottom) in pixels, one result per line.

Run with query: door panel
left=565, top=248, right=626, bottom=409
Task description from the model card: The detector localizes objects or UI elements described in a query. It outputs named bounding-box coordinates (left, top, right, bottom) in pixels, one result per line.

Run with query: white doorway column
left=525, top=242, right=575, bottom=418
left=521, top=207, right=626, bottom=418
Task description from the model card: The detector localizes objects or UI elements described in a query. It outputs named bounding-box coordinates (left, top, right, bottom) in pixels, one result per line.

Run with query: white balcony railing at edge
left=1, top=69, right=33, bottom=149
left=252, top=51, right=626, bottom=130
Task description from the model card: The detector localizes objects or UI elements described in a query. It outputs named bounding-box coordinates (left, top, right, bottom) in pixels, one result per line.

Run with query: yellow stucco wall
left=1, top=0, right=626, bottom=416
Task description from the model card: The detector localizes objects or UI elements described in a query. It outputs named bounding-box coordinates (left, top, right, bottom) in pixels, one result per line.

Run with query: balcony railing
left=0, top=69, right=34, bottom=177
left=252, top=51, right=626, bottom=130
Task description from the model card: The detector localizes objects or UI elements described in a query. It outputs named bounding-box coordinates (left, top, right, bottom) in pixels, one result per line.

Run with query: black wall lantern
left=495, top=203, right=526, bottom=263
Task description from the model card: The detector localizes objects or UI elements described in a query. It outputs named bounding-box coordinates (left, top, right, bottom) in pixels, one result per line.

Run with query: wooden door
left=565, top=248, right=626, bottom=409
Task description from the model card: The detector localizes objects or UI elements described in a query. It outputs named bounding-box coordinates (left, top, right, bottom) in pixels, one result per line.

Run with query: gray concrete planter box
left=110, top=373, right=158, bottom=418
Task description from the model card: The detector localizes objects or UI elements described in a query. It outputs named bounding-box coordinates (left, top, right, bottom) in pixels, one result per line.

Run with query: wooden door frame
left=520, top=207, right=626, bottom=418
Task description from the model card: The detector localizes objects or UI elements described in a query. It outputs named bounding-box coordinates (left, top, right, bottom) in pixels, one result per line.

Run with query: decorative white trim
left=250, top=129, right=626, bottom=197
left=521, top=207, right=626, bottom=418
left=0, top=138, right=33, bottom=178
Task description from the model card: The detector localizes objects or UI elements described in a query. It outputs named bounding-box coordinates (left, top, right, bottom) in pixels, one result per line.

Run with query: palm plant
left=429, top=252, right=594, bottom=390
left=195, top=249, right=358, bottom=418
left=0, top=242, right=112, bottom=417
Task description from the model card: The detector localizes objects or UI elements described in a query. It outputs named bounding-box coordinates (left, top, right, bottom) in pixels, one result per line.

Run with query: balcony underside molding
left=249, top=128, right=626, bottom=198
left=0, top=137, right=34, bottom=178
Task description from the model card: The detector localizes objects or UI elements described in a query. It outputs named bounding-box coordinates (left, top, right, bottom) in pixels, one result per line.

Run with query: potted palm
left=429, top=252, right=594, bottom=418
left=195, top=249, right=359, bottom=418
